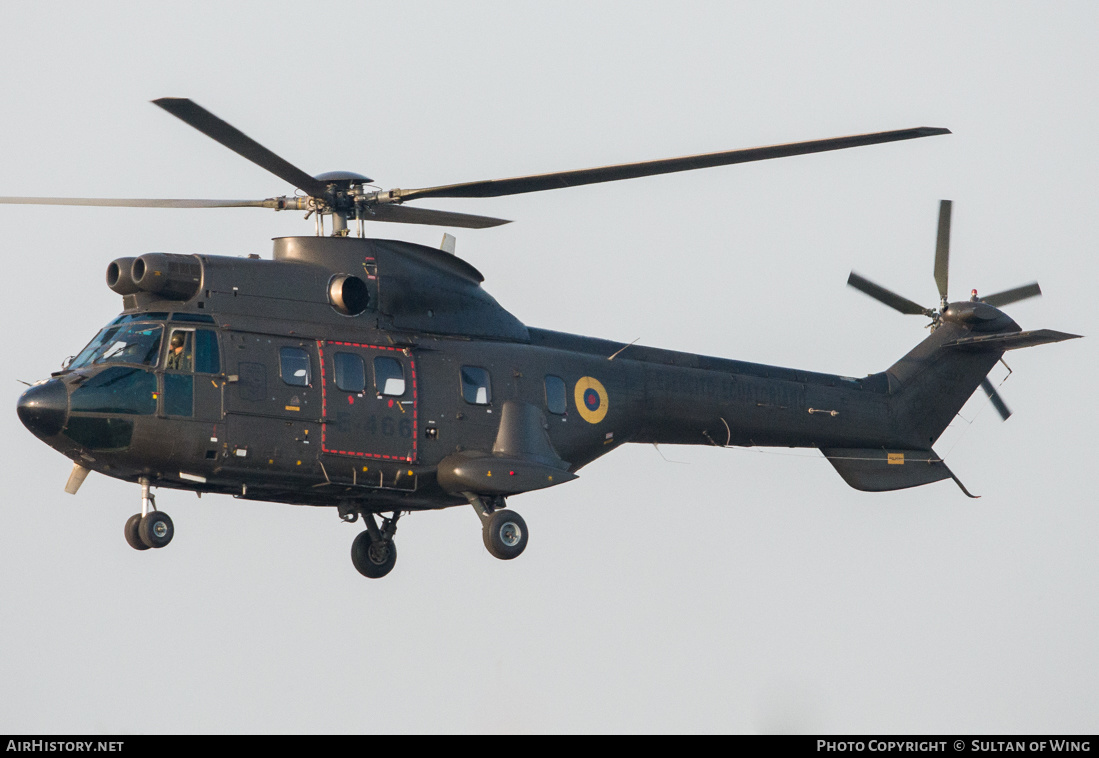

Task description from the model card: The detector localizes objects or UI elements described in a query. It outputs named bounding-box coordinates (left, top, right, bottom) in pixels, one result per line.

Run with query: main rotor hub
left=0, top=98, right=954, bottom=240
left=313, top=171, right=373, bottom=187
left=296, top=172, right=377, bottom=236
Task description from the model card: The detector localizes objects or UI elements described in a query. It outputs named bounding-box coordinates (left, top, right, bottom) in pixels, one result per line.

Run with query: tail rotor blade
left=980, top=377, right=1012, bottom=421
left=934, top=199, right=952, bottom=303
left=981, top=282, right=1042, bottom=308
left=847, top=271, right=931, bottom=316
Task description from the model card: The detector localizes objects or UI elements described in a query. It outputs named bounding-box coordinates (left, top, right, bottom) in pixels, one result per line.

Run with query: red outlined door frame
left=317, top=341, right=419, bottom=463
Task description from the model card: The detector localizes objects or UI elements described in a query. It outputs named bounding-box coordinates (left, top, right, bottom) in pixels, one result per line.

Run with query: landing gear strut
left=350, top=511, right=400, bottom=579
left=470, top=495, right=529, bottom=560
left=124, top=477, right=174, bottom=550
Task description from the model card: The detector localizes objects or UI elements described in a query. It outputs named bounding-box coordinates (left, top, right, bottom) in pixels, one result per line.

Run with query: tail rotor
left=847, top=199, right=1048, bottom=420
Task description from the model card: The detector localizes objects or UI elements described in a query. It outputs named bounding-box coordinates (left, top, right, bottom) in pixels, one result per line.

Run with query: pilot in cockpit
left=165, top=331, right=192, bottom=371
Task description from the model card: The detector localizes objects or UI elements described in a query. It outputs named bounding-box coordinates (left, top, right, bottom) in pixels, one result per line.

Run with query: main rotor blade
left=0, top=196, right=271, bottom=208
left=847, top=271, right=931, bottom=316
left=363, top=204, right=511, bottom=229
left=153, top=98, right=329, bottom=198
left=392, top=127, right=951, bottom=202
left=980, top=377, right=1012, bottom=421
left=981, top=282, right=1042, bottom=308
left=934, top=199, right=952, bottom=303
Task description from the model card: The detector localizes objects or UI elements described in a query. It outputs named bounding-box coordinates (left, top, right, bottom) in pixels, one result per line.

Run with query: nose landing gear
left=139, top=510, right=174, bottom=548
left=124, top=477, right=175, bottom=550
left=124, top=513, right=150, bottom=551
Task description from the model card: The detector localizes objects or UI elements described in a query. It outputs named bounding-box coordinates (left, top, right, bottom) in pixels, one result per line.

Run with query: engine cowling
left=130, top=253, right=202, bottom=300
left=105, top=257, right=140, bottom=295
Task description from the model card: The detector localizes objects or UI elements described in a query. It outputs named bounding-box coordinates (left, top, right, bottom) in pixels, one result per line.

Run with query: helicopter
left=11, top=98, right=1080, bottom=578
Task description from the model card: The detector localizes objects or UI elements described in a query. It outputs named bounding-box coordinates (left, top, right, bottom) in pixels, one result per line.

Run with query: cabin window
left=280, top=347, right=311, bottom=387
left=194, top=330, right=221, bottom=374
left=460, top=366, right=491, bottom=405
left=374, top=356, right=406, bottom=396
left=544, top=374, right=567, bottom=415
left=335, top=352, right=366, bottom=393
left=70, top=366, right=157, bottom=415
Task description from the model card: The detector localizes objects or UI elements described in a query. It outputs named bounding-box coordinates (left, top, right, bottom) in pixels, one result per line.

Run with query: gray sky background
left=1, top=2, right=1096, bottom=734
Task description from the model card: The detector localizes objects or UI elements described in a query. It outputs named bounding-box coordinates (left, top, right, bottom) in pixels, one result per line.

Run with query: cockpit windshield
left=69, top=323, right=164, bottom=369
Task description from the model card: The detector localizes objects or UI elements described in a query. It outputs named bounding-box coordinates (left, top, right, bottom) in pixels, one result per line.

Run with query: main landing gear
left=471, top=496, right=529, bottom=561
left=124, top=477, right=174, bottom=550
left=340, top=497, right=531, bottom=579
left=347, top=509, right=401, bottom=579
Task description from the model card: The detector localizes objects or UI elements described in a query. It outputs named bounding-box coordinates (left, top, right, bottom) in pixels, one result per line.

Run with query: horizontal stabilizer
left=821, top=448, right=952, bottom=492
left=942, top=329, right=1081, bottom=352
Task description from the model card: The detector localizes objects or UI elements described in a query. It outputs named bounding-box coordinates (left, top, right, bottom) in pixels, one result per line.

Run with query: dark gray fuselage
left=16, top=235, right=1013, bottom=512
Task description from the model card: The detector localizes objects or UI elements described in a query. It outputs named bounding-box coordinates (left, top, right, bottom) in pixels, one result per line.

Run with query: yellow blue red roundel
left=574, top=376, right=608, bottom=424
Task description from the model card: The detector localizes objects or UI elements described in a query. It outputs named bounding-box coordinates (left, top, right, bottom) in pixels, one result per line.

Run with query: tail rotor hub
left=848, top=199, right=1042, bottom=333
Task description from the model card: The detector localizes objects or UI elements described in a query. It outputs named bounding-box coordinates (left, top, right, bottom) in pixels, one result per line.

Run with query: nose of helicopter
left=17, top=379, right=68, bottom=439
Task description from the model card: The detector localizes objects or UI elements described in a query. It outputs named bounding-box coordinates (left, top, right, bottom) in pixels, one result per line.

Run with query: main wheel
left=124, top=513, right=151, bottom=551
left=482, top=509, right=528, bottom=560
left=351, top=530, right=397, bottom=578
left=139, top=511, right=174, bottom=549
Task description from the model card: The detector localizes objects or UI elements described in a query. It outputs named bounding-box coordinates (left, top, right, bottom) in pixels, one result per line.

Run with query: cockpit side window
left=193, top=329, right=221, bottom=374
left=165, top=330, right=193, bottom=372
left=70, top=324, right=164, bottom=369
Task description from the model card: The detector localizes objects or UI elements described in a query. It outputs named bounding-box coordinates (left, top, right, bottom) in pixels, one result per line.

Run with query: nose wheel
left=123, top=477, right=175, bottom=550
left=124, top=510, right=174, bottom=549
left=124, top=514, right=150, bottom=551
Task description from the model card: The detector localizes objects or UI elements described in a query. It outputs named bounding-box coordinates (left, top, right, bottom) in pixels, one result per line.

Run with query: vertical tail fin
left=889, top=323, right=1081, bottom=447
left=822, top=322, right=1079, bottom=494
left=885, top=322, right=1003, bottom=449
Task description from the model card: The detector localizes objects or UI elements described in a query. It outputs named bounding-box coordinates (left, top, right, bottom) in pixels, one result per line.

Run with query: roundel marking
left=574, top=376, right=609, bottom=424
